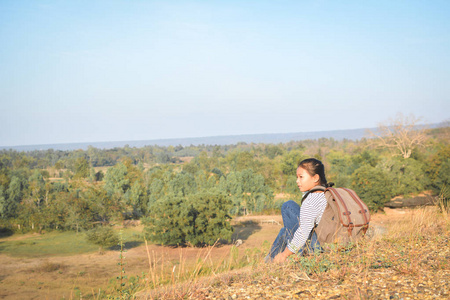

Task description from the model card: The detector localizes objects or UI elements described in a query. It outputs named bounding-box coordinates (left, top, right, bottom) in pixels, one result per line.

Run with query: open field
left=0, top=215, right=280, bottom=299
left=0, top=208, right=448, bottom=299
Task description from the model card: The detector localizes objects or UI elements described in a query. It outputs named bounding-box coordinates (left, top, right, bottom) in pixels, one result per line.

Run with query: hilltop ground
left=139, top=207, right=450, bottom=299
left=0, top=207, right=449, bottom=299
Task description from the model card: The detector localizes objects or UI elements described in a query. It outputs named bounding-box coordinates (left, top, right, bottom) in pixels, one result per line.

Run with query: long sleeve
left=286, top=192, right=327, bottom=253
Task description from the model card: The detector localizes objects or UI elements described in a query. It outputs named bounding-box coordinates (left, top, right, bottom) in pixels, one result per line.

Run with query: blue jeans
left=267, top=200, right=321, bottom=260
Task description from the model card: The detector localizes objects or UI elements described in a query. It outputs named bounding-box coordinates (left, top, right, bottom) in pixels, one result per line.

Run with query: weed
left=107, top=230, right=145, bottom=299
left=294, top=253, right=335, bottom=275
left=37, top=261, right=65, bottom=273
left=437, top=185, right=449, bottom=213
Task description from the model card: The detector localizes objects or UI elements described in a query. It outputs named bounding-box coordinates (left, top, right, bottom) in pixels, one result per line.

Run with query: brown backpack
left=303, top=186, right=370, bottom=249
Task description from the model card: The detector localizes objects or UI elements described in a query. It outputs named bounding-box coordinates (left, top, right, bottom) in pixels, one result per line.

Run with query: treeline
left=0, top=124, right=448, bottom=245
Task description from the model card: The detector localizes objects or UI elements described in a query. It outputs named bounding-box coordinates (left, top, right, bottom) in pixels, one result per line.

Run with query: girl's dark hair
left=298, top=158, right=334, bottom=188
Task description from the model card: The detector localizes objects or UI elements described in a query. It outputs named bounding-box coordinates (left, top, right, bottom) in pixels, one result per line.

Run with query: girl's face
left=296, top=167, right=320, bottom=192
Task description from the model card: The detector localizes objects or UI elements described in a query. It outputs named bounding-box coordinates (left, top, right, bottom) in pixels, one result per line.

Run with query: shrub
left=86, top=226, right=119, bottom=253
left=184, top=191, right=233, bottom=246
left=143, top=190, right=233, bottom=246
left=386, top=157, right=428, bottom=196
left=143, top=193, right=187, bottom=246
left=432, top=158, right=450, bottom=199
left=351, top=165, right=394, bottom=211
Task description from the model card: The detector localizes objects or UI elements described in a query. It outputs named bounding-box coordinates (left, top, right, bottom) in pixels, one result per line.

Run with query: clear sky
left=1, top=0, right=449, bottom=147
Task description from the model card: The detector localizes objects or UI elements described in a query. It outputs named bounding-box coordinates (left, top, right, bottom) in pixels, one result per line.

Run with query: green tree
left=285, top=176, right=300, bottom=198
left=351, top=165, right=394, bottom=211
left=124, top=180, right=146, bottom=218
left=327, top=151, right=353, bottom=187
left=0, top=186, right=7, bottom=218
left=143, top=193, right=187, bottom=245
left=147, top=178, right=165, bottom=211
left=424, top=145, right=450, bottom=197
left=431, top=158, right=450, bottom=199
left=220, top=169, right=273, bottom=215
left=281, top=150, right=306, bottom=176
left=184, top=190, right=233, bottom=246
left=104, top=163, right=130, bottom=195
left=86, top=226, right=119, bottom=253
left=264, top=144, right=284, bottom=159
left=167, top=172, right=196, bottom=197
left=0, top=176, right=22, bottom=218
left=386, top=157, right=427, bottom=196
left=28, top=170, right=45, bottom=208
left=143, top=191, right=233, bottom=246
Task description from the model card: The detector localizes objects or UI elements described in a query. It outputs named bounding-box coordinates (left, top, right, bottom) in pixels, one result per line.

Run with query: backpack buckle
left=347, top=222, right=354, bottom=236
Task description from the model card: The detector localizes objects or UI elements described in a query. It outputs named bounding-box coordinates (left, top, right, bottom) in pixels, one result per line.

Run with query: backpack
left=302, top=185, right=370, bottom=249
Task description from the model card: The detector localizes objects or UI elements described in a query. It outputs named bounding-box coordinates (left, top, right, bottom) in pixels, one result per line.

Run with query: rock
left=385, top=195, right=435, bottom=208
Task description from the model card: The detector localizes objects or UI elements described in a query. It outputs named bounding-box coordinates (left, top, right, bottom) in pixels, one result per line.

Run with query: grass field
left=0, top=227, right=144, bottom=258
left=0, top=217, right=278, bottom=299
left=1, top=207, right=448, bottom=299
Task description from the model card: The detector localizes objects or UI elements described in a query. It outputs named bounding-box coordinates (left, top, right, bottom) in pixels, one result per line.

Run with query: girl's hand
left=273, top=252, right=287, bottom=263
left=273, top=248, right=294, bottom=263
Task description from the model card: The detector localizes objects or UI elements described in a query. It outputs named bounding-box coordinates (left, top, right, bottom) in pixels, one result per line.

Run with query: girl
left=267, top=158, right=330, bottom=263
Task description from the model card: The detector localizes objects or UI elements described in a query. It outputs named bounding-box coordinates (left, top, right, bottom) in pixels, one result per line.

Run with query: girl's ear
left=313, top=174, right=320, bottom=183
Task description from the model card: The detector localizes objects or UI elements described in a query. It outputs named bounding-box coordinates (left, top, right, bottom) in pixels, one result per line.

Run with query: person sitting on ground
left=266, top=158, right=331, bottom=263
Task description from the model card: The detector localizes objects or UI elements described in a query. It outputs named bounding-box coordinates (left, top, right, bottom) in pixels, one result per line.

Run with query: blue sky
left=1, top=0, right=449, bottom=146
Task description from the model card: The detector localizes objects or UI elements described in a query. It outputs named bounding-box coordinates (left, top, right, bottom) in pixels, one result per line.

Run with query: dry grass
left=135, top=205, right=450, bottom=299
left=0, top=219, right=277, bottom=299
left=1, top=207, right=448, bottom=299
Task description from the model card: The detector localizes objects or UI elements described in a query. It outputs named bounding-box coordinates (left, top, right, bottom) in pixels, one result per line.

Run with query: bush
left=143, top=190, right=233, bottom=246
left=184, top=191, right=233, bottom=246
left=86, top=226, right=119, bottom=253
left=143, top=194, right=187, bottom=246
left=0, top=226, right=14, bottom=237
left=351, top=165, right=394, bottom=211
left=386, top=157, right=428, bottom=196
left=431, top=158, right=450, bottom=199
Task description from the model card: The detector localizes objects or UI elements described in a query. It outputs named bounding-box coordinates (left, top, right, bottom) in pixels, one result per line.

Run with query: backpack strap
left=301, top=185, right=326, bottom=204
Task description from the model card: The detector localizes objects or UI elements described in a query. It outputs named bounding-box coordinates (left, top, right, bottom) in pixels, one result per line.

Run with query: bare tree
left=368, top=113, right=427, bottom=159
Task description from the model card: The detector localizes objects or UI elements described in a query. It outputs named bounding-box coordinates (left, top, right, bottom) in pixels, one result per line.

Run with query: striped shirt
left=287, top=192, right=327, bottom=253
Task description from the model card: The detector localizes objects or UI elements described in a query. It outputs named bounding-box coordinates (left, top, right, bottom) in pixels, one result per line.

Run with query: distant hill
left=1, top=123, right=444, bottom=152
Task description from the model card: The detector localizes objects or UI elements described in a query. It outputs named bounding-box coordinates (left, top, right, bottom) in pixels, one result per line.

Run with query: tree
left=351, top=165, right=394, bottom=211
left=281, top=150, right=306, bottom=176
left=124, top=180, right=146, bottom=218
left=424, top=144, right=450, bottom=197
left=327, top=151, right=353, bottom=188
left=184, top=190, right=233, bottom=246
left=0, top=186, right=7, bottom=218
left=28, top=170, right=45, bottom=208
left=167, top=172, right=197, bottom=197
left=143, top=189, right=233, bottom=246
left=368, top=113, right=427, bottom=159
left=104, top=163, right=130, bottom=195
left=143, top=193, right=188, bottom=245
left=385, top=157, right=428, bottom=196
left=220, top=169, right=274, bottom=215
left=265, top=144, right=284, bottom=159
left=285, top=176, right=300, bottom=198
left=1, top=176, right=23, bottom=218
left=86, top=226, right=119, bottom=253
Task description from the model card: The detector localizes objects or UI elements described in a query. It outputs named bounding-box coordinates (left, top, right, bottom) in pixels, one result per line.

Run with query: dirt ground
left=0, top=209, right=409, bottom=299
left=0, top=216, right=281, bottom=299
